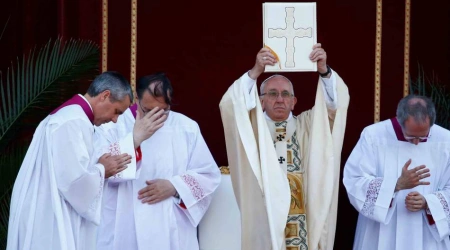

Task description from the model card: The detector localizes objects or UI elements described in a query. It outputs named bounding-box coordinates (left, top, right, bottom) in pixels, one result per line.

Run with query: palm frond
left=409, top=64, right=450, bottom=129
left=0, top=15, right=10, bottom=42
left=0, top=37, right=99, bottom=149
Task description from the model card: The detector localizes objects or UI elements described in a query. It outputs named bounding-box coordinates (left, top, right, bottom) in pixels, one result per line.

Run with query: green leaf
left=0, top=15, right=10, bottom=42
left=0, top=38, right=99, bottom=148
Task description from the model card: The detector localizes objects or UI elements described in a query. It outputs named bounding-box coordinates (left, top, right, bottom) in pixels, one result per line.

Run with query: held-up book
left=263, top=2, right=317, bottom=72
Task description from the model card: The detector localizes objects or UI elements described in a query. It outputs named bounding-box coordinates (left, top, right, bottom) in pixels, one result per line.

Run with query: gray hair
left=396, top=94, right=436, bottom=128
left=259, top=74, right=295, bottom=96
left=87, top=71, right=133, bottom=102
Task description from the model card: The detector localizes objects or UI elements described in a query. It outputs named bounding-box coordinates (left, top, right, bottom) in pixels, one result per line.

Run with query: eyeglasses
left=261, top=90, right=293, bottom=100
left=404, top=135, right=430, bottom=142
left=139, top=100, right=170, bottom=116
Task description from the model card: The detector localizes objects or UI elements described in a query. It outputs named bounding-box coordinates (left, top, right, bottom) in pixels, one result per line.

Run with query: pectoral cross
left=268, top=7, right=312, bottom=68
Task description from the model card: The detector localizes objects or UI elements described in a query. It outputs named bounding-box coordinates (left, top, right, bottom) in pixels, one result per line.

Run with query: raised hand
left=309, top=43, right=328, bottom=75
left=137, top=179, right=177, bottom=204
left=248, top=47, right=277, bottom=80
left=405, top=191, right=427, bottom=212
left=133, top=107, right=167, bottom=148
left=395, top=159, right=430, bottom=192
left=98, top=153, right=132, bottom=178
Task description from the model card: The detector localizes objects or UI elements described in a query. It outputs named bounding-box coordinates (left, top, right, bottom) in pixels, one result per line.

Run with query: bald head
left=260, top=74, right=294, bottom=96
left=396, top=94, right=436, bottom=128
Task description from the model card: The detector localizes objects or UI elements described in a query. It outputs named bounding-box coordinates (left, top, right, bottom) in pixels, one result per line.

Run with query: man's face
left=260, top=76, right=297, bottom=121
left=402, top=116, right=431, bottom=145
left=93, top=90, right=131, bottom=126
left=136, top=87, right=170, bottom=119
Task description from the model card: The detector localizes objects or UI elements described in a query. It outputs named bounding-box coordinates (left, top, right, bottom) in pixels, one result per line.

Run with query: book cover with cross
left=263, top=2, right=317, bottom=72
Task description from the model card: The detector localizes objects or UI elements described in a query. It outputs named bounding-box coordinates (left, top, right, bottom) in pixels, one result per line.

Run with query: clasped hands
left=395, top=159, right=430, bottom=212
left=98, top=153, right=132, bottom=178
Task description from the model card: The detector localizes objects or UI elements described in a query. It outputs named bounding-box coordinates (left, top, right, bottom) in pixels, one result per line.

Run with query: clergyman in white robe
left=214, top=69, right=349, bottom=250
left=94, top=104, right=221, bottom=250
left=343, top=117, right=450, bottom=250
left=7, top=95, right=107, bottom=250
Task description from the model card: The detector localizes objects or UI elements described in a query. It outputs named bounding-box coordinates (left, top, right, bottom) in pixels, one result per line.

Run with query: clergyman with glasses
left=218, top=43, right=350, bottom=250
left=343, top=95, right=450, bottom=250
left=93, top=72, right=221, bottom=250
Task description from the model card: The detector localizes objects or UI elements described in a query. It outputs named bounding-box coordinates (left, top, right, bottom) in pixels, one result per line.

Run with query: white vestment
left=94, top=106, right=221, bottom=250
left=205, top=70, right=349, bottom=250
left=7, top=94, right=105, bottom=250
left=343, top=118, right=450, bottom=250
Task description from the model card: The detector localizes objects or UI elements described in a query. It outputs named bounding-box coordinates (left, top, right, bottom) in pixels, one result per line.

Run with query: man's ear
left=100, top=90, right=111, bottom=101
left=291, top=96, right=297, bottom=110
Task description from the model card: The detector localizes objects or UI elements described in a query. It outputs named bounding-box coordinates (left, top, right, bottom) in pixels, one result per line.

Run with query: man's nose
left=276, top=94, right=284, bottom=102
left=412, top=138, right=420, bottom=145
left=111, top=115, right=119, bottom=123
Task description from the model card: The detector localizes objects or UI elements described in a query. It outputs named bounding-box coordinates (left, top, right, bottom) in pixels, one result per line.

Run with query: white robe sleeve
left=343, top=128, right=397, bottom=224
left=51, top=119, right=105, bottom=224
left=320, top=69, right=338, bottom=110
left=423, top=158, right=450, bottom=241
left=240, top=71, right=258, bottom=111
left=169, top=124, right=221, bottom=227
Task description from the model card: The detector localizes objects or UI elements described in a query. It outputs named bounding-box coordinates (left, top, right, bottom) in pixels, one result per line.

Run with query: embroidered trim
left=108, top=142, right=123, bottom=179
left=275, top=121, right=288, bottom=128
left=287, top=130, right=302, bottom=173
left=109, top=142, right=120, bottom=155
left=198, top=195, right=211, bottom=212
left=285, top=214, right=308, bottom=249
left=88, top=165, right=104, bottom=212
left=435, top=192, right=450, bottom=228
left=361, top=178, right=383, bottom=217
left=181, top=174, right=205, bottom=201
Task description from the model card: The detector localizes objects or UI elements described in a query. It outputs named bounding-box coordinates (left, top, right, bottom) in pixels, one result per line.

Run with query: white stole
left=266, top=114, right=297, bottom=175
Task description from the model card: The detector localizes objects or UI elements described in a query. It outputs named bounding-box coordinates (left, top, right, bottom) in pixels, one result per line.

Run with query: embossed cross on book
left=268, top=7, right=312, bottom=68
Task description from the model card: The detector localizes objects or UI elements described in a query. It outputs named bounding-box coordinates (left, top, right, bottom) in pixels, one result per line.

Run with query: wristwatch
left=319, top=65, right=331, bottom=77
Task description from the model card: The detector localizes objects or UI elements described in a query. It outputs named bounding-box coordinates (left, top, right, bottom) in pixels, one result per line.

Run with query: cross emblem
left=277, top=134, right=285, bottom=141
left=278, top=156, right=286, bottom=164
left=268, top=7, right=312, bottom=68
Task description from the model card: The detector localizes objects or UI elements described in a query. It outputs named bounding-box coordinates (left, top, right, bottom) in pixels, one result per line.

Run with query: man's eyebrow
left=268, top=88, right=289, bottom=92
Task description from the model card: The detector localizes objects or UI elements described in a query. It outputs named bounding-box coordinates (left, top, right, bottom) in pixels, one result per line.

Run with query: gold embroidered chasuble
left=218, top=71, right=349, bottom=250
left=269, top=117, right=308, bottom=250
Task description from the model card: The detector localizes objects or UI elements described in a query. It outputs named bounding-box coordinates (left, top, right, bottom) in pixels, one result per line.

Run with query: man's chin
left=270, top=113, right=289, bottom=121
left=94, top=121, right=106, bottom=126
